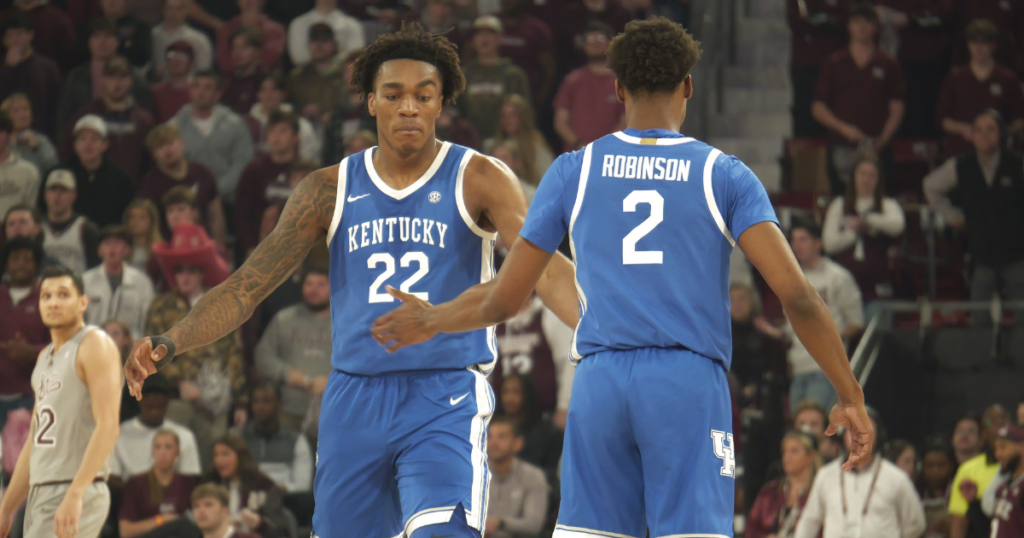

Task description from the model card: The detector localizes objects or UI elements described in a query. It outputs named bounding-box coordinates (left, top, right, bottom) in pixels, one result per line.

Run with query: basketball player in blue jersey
left=373, top=17, right=876, bottom=538
left=122, top=24, right=578, bottom=538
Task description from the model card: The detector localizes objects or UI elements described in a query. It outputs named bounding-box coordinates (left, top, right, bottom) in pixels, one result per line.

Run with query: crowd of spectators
left=0, top=0, right=674, bottom=535
left=1, top=0, right=1022, bottom=537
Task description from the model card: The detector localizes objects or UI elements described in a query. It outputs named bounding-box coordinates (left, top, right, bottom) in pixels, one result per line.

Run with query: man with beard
left=0, top=264, right=122, bottom=538
left=60, top=55, right=155, bottom=183
left=990, top=424, right=1024, bottom=538
left=255, top=266, right=332, bottom=430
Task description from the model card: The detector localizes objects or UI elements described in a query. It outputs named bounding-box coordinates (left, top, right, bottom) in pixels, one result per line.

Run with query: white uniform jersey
left=42, top=217, right=88, bottom=274
left=29, top=325, right=110, bottom=485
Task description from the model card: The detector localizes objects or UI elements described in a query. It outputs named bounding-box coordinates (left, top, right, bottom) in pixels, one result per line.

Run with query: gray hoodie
left=170, top=104, right=254, bottom=202
left=0, top=150, right=40, bottom=220
left=255, top=303, right=333, bottom=417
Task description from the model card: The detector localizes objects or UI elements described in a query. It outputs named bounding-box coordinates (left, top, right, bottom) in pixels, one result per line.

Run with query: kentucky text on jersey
left=601, top=154, right=692, bottom=181
left=347, top=217, right=449, bottom=252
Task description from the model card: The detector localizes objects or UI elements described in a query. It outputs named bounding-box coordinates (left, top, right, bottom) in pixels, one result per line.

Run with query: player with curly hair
left=373, top=16, right=874, bottom=538
left=123, top=22, right=579, bottom=538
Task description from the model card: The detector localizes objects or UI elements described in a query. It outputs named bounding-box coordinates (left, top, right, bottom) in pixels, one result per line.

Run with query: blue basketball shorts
left=312, top=367, right=495, bottom=538
left=554, top=347, right=735, bottom=538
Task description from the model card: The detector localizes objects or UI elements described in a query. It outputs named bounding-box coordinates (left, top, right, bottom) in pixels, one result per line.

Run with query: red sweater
left=746, top=479, right=813, bottom=538
left=0, top=281, right=51, bottom=396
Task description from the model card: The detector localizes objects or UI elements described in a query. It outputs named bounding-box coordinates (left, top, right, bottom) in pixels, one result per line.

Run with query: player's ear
left=614, top=79, right=626, bottom=104
left=683, top=75, right=693, bottom=100
left=79, top=292, right=89, bottom=312
left=367, top=92, right=378, bottom=117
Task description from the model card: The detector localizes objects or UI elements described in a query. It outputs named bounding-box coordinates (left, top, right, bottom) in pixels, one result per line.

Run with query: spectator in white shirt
left=822, top=152, right=905, bottom=310
left=110, top=373, right=203, bottom=482
left=784, top=220, right=864, bottom=411
left=287, top=0, right=364, bottom=67
left=151, top=0, right=214, bottom=78
left=83, top=225, right=156, bottom=338
left=795, top=409, right=926, bottom=538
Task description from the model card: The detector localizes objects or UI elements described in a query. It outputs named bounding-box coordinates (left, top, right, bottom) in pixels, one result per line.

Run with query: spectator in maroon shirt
left=0, top=13, right=62, bottom=138
left=498, top=0, right=556, bottom=106
left=235, top=109, right=297, bottom=255
left=937, top=19, right=1024, bottom=158
left=215, top=0, right=285, bottom=74
left=139, top=123, right=227, bottom=247
left=788, top=0, right=853, bottom=138
left=60, top=55, right=156, bottom=183
left=553, top=21, right=624, bottom=151
left=0, top=237, right=49, bottom=430
left=745, top=430, right=820, bottom=538
left=118, top=429, right=199, bottom=538
left=812, top=3, right=906, bottom=192
left=951, top=0, right=1024, bottom=71
left=874, top=0, right=953, bottom=138
left=222, top=27, right=267, bottom=116
left=551, top=0, right=631, bottom=74
left=5, top=0, right=77, bottom=72
left=150, top=40, right=195, bottom=123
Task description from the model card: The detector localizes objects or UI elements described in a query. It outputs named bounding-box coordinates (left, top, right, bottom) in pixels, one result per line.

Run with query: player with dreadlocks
left=123, top=23, right=578, bottom=538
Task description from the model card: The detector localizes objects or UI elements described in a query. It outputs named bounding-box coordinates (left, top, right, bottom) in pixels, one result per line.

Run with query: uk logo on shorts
left=711, top=430, right=735, bottom=478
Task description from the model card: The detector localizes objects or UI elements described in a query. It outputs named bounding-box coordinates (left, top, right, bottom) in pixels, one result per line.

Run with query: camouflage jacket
left=145, top=290, right=246, bottom=415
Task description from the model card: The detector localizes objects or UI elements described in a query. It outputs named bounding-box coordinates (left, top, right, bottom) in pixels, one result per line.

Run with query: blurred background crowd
left=2, top=0, right=1024, bottom=537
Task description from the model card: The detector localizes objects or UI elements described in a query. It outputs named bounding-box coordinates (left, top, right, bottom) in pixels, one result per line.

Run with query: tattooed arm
left=125, top=166, right=338, bottom=399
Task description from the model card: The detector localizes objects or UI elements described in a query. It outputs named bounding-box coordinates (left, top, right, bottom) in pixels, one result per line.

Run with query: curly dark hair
left=607, top=17, right=702, bottom=97
left=350, top=22, right=465, bottom=106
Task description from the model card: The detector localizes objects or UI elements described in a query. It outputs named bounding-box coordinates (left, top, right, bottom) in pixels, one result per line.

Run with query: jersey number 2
left=368, top=252, right=430, bottom=303
left=35, top=406, right=56, bottom=446
left=622, top=191, right=664, bottom=265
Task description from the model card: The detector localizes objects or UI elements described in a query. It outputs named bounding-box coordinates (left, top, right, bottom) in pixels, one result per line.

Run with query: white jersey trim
left=554, top=524, right=640, bottom=538
left=364, top=142, right=451, bottom=200
left=479, top=235, right=498, bottom=373
left=325, top=157, right=349, bottom=246
left=467, top=369, right=495, bottom=531
left=702, top=149, right=735, bottom=247
left=402, top=506, right=456, bottom=537
left=613, top=131, right=696, bottom=146
left=455, top=151, right=498, bottom=240
left=567, top=144, right=594, bottom=362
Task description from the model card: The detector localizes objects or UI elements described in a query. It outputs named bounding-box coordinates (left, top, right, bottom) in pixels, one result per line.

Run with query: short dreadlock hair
left=607, top=17, right=702, bottom=97
left=350, top=22, right=465, bottom=106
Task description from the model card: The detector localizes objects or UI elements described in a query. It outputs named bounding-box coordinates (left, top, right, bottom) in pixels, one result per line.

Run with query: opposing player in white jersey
left=0, top=265, right=123, bottom=538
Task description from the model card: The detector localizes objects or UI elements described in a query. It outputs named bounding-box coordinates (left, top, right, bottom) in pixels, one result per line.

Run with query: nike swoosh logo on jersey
left=347, top=193, right=371, bottom=202
left=450, top=393, right=469, bottom=406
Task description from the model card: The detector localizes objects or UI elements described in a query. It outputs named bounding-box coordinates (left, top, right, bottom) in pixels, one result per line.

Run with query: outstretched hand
left=371, top=286, right=436, bottom=353
left=826, top=400, right=875, bottom=471
left=124, top=337, right=172, bottom=400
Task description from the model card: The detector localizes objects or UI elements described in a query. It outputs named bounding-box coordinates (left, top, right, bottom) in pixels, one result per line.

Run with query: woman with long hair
left=746, top=430, right=821, bottom=538
left=118, top=430, right=198, bottom=538
left=822, top=151, right=905, bottom=308
left=123, top=199, right=163, bottom=270
left=202, top=433, right=289, bottom=538
left=497, top=374, right=563, bottom=478
left=483, top=95, right=554, bottom=186
left=0, top=93, right=59, bottom=176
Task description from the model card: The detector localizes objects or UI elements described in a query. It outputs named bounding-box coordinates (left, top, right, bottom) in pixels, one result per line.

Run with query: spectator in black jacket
left=63, top=114, right=134, bottom=227
left=202, top=433, right=290, bottom=538
left=0, top=13, right=62, bottom=138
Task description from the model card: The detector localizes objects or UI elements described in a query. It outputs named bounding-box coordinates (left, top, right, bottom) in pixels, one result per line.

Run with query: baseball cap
left=166, top=40, right=195, bottom=61
left=308, top=22, right=335, bottom=42
left=73, top=114, right=108, bottom=139
left=473, top=15, right=502, bottom=34
left=997, top=424, right=1024, bottom=443
left=45, top=169, right=76, bottom=191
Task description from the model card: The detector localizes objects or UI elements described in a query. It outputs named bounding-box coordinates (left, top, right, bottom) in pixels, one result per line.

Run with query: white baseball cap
left=45, top=169, right=77, bottom=190
left=73, top=114, right=108, bottom=139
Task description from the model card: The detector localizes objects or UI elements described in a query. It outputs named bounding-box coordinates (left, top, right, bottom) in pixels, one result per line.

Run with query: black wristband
left=150, top=335, right=177, bottom=370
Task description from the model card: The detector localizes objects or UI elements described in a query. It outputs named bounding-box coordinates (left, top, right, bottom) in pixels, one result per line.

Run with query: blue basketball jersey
left=520, top=129, right=779, bottom=369
left=325, top=142, right=498, bottom=375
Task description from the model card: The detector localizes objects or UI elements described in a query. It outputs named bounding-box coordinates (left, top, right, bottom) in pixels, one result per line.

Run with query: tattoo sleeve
left=165, top=168, right=337, bottom=354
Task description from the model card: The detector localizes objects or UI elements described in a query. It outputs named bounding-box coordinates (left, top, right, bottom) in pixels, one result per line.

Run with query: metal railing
left=849, top=299, right=1024, bottom=387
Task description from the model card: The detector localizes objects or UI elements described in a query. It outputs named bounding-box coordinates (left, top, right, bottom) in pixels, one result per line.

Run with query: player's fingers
left=824, top=423, right=839, bottom=436
left=385, top=285, right=415, bottom=303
